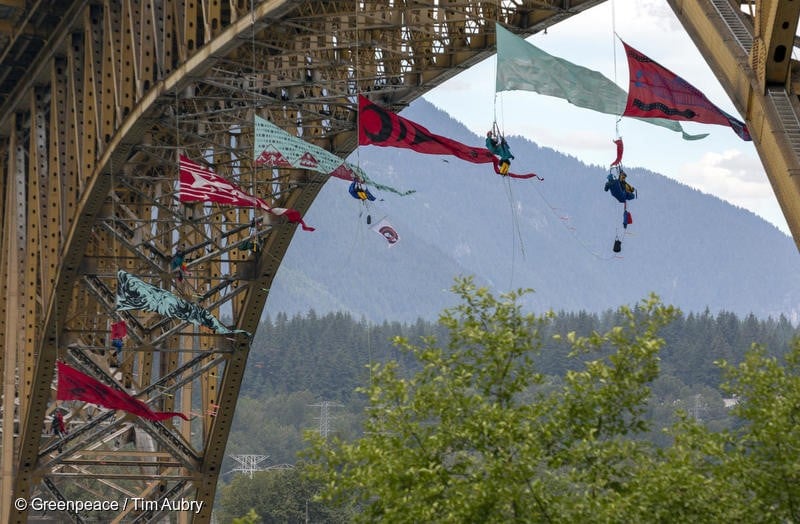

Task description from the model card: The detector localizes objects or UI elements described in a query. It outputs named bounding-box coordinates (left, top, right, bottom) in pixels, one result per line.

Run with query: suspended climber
left=239, top=218, right=262, bottom=253
left=110, top=320, right=127, bottom=367
left=604, top=167, right=636, bottom=204
left=348, top=180, right=376, bottom=202
left=604, top=138, right=634, bottom=253
left=348, top=179, right=377, bottom=224
left=485, top=128, right=514, bottom=175
left=170, top=244, right=189, bottom=282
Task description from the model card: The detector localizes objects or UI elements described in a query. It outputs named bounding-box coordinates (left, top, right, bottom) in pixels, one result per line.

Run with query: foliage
left=218, top=295, right=800, bottom=522
left=715, top=344, right=800, bottom=521
left=304, top=277, right=680, bottom=522
left=301, top=278, right=800, bottom=523
left=216, top=464, right=352, bottom=523
left=231, top=508, right=260, bottom=524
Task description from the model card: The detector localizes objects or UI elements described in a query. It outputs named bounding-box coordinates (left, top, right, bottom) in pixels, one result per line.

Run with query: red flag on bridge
left=179, top=155, right=314, bottom=231
left=57, top=361, right=189, bottom=422
left=621, top=40, right=751, bottom=141
left=358, top=95, right=541, bottom=179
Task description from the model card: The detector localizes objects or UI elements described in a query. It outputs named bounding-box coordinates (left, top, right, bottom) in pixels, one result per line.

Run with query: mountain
left=264, top=98, right=800, bottom=322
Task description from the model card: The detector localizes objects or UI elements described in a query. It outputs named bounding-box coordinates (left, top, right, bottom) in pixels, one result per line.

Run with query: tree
left=231, top=508, right=260, bottom=524
left=304, top=277, right=681, bottom=523
left=715, top=344, right=800, bottom=521
left=216, top=464, right=351, bottom=523
left=304, top=278, right=800, bottom=522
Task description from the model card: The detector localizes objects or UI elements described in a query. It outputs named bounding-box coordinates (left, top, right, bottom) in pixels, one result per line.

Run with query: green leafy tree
left=715, top=344, right=800, bottom=521
left=231, top=508, right=260, bottom=524
left=216, top=464, right=351, bottom=523
left=302, top=278, right=800, bottom=523
left=612, top=342, right=800, bottom=523
left=304, top=278, right=680, bottom=523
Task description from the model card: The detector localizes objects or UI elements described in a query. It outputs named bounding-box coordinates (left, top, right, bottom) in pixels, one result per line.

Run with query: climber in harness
left=605, top=166, right=636, bottom=253
left=348, top=180, right=376, bottom=202
left=110, top=320, right=127, bottom=366
left=605, top=167, right=636, bottom=204
left=348, top=180, right=377, bottom=224
left=239, top=218, right=262, bottom=253
left=486, top=129, right=514, bottom=175
left=171, top=244, right=189, bottom=282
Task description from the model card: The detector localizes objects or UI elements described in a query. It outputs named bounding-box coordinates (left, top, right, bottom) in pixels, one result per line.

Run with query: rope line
left=532, top=182, right=625, bottom=261
left=611, top=0, right=623, bottom=137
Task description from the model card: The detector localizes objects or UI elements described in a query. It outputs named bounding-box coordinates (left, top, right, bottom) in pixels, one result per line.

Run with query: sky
left=422, top=0, right=790, bottom=235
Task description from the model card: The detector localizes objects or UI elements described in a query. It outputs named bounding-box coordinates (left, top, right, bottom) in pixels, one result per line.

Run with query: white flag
left=371, top=218, right=400, bottom=247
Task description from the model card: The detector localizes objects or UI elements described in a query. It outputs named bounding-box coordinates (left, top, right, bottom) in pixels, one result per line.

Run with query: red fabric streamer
left=358, top=95, right=541, bottom=180
left=610, top=138, right=623, bottom=167
left=57, top=361, right=189, bottom=422
left=621, top=41, right=750, bottom=141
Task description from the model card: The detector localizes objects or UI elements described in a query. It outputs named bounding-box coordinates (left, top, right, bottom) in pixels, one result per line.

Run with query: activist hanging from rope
left=485, top=122, right=515, bottom=176
left=604, top=131, right=635, bottom=253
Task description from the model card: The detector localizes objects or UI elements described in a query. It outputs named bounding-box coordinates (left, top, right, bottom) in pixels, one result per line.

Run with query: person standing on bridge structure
left=51, top=409, right=67, bottom=453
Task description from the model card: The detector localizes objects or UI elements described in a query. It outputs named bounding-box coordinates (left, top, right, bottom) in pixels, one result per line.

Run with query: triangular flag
left=359, top=95, right=541, bottom=179
left=621, top=40, right=750, bottom=141
left=179, top=155, right=314, bottom=231
left=254, top=115, right=413, bottom=196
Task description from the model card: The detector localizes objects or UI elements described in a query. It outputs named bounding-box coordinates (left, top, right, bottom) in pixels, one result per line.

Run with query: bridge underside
left=0, top=0, right=799, bottom=522
left=0, top=1, right=609, bottom=522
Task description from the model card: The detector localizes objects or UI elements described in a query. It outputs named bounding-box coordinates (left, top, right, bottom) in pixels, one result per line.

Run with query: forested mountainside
left=265, top=99, right=800, bottom=323
left=222, top=308, right=798, bottom=469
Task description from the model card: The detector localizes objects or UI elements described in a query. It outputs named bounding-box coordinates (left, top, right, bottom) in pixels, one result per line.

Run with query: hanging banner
left=115, top=270, right=251, bottom=337
left=254, top=115, right=413, bottom=196
left=359, top=95, right=541, bottom=179
left=621, top=40, right=751, bottom=141
left=180, top=155, right=315, bottom=231
left=371, top=218, right=400, bottom=247
left=57, top=361, right=189, bottom=421
left=495, top=23, right=707, bottom=141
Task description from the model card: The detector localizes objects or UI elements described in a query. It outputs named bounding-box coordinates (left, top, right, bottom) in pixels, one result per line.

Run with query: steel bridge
left=0, top=0, right=797, bottom=522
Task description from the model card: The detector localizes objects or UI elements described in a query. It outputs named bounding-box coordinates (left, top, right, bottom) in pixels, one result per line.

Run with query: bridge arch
left=0, top=1, right=797, bottom=522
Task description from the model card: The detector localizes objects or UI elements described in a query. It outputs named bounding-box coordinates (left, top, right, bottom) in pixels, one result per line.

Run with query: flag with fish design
left=115, top=270, right=251, bottom=337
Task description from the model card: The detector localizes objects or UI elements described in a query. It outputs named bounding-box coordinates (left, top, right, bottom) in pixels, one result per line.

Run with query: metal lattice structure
left=0, top=0, right=799, bottom=522
left=667, top=0, right=800, bottom=247
left=228, top=454, right=269, bottom=479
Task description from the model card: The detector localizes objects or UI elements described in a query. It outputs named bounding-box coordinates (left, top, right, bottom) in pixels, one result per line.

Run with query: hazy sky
left=423, top=0, right=789, bottom=234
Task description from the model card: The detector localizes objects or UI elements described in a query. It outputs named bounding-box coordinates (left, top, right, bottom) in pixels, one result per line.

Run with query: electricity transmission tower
left=229, top=454, right=270, bottom=478
left=310, top=400, right=342, bottom=438
left=691, top=394, right=706, bottom=422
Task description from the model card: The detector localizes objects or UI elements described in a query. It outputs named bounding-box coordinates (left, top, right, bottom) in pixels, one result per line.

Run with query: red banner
left=179, top=155, right=314, bottom=231
left=358, top=96, right=540, bottom=179
left=57, top=361, right=189, bottom=422
left=621, top=41, right=750, bottom=141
